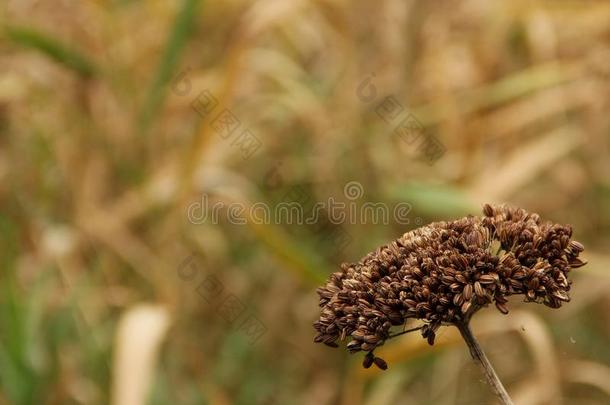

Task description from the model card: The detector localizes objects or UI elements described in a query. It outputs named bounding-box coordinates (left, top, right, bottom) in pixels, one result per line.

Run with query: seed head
left=313, top=204, right=586, bottom=368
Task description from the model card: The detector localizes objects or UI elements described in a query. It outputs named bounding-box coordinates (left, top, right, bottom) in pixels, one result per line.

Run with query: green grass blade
left=387, top=183, right=477, bottom=218
left=138, top=0, right=202, bottom=135
left=4, top=25, right=96, bottom=77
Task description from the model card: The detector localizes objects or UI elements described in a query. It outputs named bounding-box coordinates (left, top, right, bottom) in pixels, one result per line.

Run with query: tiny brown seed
left=552, top=290, right=570, bottom=302
left=474, top=281, right=485, bottom=298
left=569, top=258, right=587, bottom=268
left=373, top=356, right=388, bottom=370
left=569, top=240, right=584, bottom=253
left=363, top=352, right=374, bottom=368
left=364, top=335, right=379, bottom=344
left=495, top=301, right=509, bottom=315
left=463, top=284, right=473, bottom=300
left=527, top=277, right=540, bottom=290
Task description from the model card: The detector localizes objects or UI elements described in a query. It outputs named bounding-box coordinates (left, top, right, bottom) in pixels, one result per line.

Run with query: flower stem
left=388, top=325, right=423, bottom=339
left=456, top=322, right=514, bottom=405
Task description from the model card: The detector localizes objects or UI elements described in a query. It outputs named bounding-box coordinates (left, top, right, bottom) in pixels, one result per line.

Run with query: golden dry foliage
left=0, top=0, right=609, bottom=404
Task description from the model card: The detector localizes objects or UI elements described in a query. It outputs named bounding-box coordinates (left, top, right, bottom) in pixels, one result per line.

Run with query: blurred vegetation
left=1, top=1, right=609, bottom=404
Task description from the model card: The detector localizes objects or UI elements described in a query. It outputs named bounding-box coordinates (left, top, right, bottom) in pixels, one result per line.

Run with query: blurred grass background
left=1, top=0, right=610, bottom=404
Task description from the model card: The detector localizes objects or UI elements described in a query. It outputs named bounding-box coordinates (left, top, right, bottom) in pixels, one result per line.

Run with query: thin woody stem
left=387, top=325, right=423, bottom=339
left=456, top=321, right=514, bottom=405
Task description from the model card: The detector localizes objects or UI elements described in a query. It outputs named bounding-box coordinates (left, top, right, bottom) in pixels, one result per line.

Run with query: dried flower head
left=313, top=204, right=586, bottom=369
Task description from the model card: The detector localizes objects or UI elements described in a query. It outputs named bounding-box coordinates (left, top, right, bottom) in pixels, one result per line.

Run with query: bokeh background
left=1, top=1, right=610, bottom=404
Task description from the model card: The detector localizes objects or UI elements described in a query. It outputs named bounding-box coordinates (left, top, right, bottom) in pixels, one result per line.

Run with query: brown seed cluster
left=313, top=204, right=586, bottom=369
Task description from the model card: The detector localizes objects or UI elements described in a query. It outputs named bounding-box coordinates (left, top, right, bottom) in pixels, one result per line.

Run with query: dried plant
left=314, top=204, right=586, bottom=404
